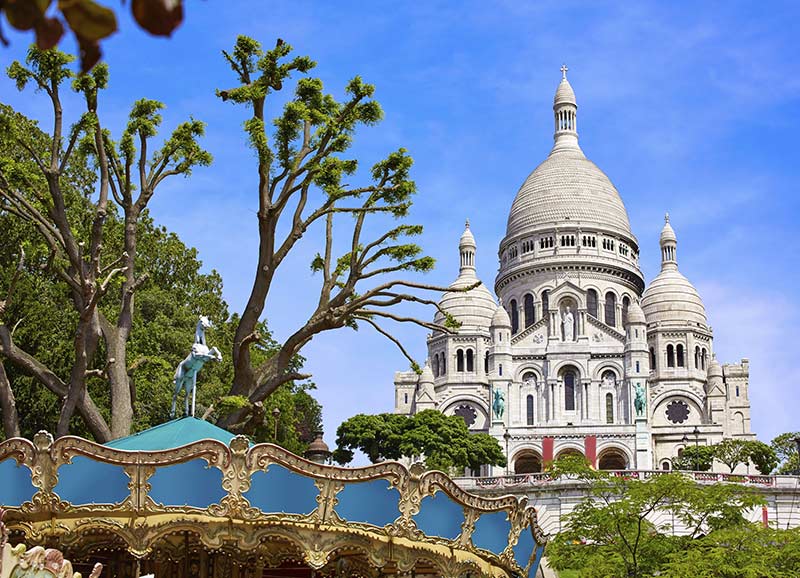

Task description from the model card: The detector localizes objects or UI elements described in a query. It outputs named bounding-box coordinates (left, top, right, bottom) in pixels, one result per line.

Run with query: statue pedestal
left=635, top=417, right=652, bottom=470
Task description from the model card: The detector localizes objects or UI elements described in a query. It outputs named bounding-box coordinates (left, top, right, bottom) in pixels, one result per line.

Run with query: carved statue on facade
left=492, top=387, right=505, bottom=420
left=634, top=382, right=646, bottom=418
left=562, top=306, right=574, bottom=341
left=170, top=316, right=222, bottom=418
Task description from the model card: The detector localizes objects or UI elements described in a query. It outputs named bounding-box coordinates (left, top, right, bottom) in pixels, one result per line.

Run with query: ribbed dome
left=641, top=268, right=707, bottom=326
left=491, top=302, right=512, bottom=328
left=434, top=222, right=496, bottom=332
left=707, top=356, right=723, bottom=378
left=506, top=148, right=634, bottom=238
left=660, top=214, right=677, bottom=243
left=554, top=77, right=576, bottom=106
left=626, top=300, right=646, bottom=325
left=434, top=276, right=496, bottom=331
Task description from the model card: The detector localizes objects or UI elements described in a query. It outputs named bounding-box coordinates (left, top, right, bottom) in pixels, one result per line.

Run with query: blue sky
left=1, top=1, right=798, bottom=446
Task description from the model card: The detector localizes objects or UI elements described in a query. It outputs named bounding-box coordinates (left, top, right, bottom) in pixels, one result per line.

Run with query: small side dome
left=707, top=355, right=723, bottom=379
left=642, top=215, right=707, bottom=327
left=434, top=221, right=496, bottom=331
left=660, top=213, right=677, bottom=244
left=554, top=65, right=576, bottom=106
left=626, top=300, right=646, bottom=325
left=641, top=268, right=707, bottom=326
left=459, top=219, right=476, bottom=249
left=491, top=302, right=512, bottom=328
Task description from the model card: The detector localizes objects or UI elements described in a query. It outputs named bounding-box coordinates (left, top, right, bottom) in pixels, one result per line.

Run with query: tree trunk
left=0, top=361, right=20, bottom=438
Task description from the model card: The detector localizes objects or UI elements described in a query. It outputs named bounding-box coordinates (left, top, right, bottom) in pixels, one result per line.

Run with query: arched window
left=661, top=461, right=671, bottom=471
left=695, top=346, right=700, bottom=368
left=526, top=395, right=534, bottom=425
left=622, top=296, right=630, bottom=326
left=441, top=355, right=446, bottom=374
left=676, top=344, right=685, bottom=367
left=586, top=289, right=598, bottom=318
left=650, top=347, right=656, bottom=369
left=635, top=360, right=640, bottom=372
left=510, top=299, right=519, bottom=334
left=404, top=392, right=408, bottom=404
left=484, top=351, right=489, bottom=374
left=667, top=345, right=675, bottom=368
left=433, top=354, right=439, bottom=377
left=605, top=292, right=617, bottom=327
left=466, top=349, right=474, bottom=372
left=701, top=348, right=707, bottom=370
left=564, top=371, right=576, bottom=411
left=524, top=293, right=535, bottom=328
left=606, top=393, right=614, bottom=424
left=499, top=364, right=503, bottom=376
left=541, top=290, right=550, bottom=315
left=457, top=349, right=464, bottom=372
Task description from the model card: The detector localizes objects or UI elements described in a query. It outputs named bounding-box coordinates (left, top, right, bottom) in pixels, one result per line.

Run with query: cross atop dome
left=665, top=212, right=670, bottom=223
left=560, top=64, right=568, bottom=79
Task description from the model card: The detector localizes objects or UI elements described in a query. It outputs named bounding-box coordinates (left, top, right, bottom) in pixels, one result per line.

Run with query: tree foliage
left=0, top=46, right=210, bottom=440
left=545, top=457, right=767, bottom=578
left=333, top=410, right=505, bottom=473
left=671, top=445, right=715, bottom=472
left=0, top=0, right=184, bottom=72
left=215, top=36, right=467, bottom=430
left=771, top=431, right=800, bottom=474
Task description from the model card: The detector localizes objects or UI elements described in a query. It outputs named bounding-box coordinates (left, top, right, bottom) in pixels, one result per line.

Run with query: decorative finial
left=465, top=218, right=470, bottom=229
left=664, top=212, right=670, bottom=223
left=560, top=64, right=568, bottom=80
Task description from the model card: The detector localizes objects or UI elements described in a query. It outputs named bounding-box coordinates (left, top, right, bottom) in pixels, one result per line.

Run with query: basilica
left=393, top=70, right=754, bottom=475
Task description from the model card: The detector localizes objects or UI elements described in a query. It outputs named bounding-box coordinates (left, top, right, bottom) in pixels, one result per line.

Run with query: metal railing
left=456, top=470, right=787, bottom=489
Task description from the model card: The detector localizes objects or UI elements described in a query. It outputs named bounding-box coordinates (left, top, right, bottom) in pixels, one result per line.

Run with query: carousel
left=0, top=417, right=547, bottom=577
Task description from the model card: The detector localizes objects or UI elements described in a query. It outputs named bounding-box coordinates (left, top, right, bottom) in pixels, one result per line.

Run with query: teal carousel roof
left=0, top=423, right=547, bottom=577
left=105, top=417, right=236, bottom=451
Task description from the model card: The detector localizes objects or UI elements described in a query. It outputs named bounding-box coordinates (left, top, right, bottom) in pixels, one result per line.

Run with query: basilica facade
left=393, top=70, right=754, bottom=475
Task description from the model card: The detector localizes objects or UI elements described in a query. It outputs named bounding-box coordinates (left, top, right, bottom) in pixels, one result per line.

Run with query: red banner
left=543, top=436, right=554, bottom=464
left=584, top=435, right=597, bottom=468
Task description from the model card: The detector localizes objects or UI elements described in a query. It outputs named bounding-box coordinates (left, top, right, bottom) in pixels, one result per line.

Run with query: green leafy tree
left=333, top=410, right=505, bottom=473
left=215, top=36, right=468, bottom=430
left=660, top=525, right=800, bottom=578
left=713, top=438, right=753, bottom=473
left=670, top=445, right=715, bottom=472
left=745, top=440, right=778, bottom=475
left=771, top=431, right=800, bottom=474
left=545, top=458, right=765, bottom=578
left=0, top=47, right=210, bottom=440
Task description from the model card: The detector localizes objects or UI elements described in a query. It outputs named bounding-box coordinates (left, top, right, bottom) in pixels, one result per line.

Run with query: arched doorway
left=555, top=448, right=584, bottom=461
left=597, top=448, right=628, bottom=470
left=514, top=451, right=543, bottom=474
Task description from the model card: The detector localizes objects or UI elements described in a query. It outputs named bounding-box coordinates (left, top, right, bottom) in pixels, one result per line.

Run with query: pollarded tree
left=333, top=410, right=505, bottom=473
left=215, top=37, right=468, bottom=427
left=0, top=47, right=210, bottom=440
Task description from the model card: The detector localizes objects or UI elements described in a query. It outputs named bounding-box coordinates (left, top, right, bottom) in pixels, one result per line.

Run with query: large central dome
left=505, top=74, right=633, bottom=240
left=506, top=149, right=633, bottom=239
left=496, top=69, right=644, bottom=295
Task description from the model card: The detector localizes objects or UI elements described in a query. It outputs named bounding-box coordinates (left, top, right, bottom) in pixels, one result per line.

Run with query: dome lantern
left=660, top=212, right=678, bottom=270
left=553, top=64, right=579, bottom=152
left=459, top=219, right=477, bottom=276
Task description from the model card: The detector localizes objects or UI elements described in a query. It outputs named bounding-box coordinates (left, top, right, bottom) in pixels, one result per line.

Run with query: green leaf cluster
left=333, top=409, right=505, bottom=473
left=546, top=458, right=770, bottom=578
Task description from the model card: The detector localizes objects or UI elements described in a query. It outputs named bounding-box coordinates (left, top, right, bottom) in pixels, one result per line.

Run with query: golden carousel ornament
left=0, top=318, right=547, bottom=576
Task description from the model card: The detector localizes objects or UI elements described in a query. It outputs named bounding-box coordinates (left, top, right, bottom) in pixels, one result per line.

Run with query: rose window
left=665, top=400, right=690, bottom=424
left=453, top=404, right=478, bottom=427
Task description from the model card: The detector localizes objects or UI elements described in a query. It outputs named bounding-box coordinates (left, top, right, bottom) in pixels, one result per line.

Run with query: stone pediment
left=586, top=314, right=625, bottom=344
left=549, top=279, right=586, bottom=302
left=511, top=317, right=548, bottom=346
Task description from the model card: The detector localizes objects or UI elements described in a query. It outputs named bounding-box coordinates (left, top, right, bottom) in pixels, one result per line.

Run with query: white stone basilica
left=393, top=69, right=754, bottom=475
